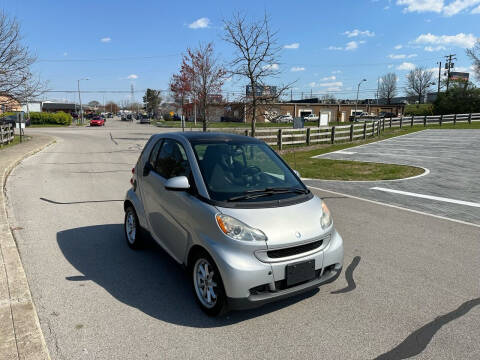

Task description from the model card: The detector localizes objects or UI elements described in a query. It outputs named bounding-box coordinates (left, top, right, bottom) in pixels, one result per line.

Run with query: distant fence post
left=400, top=116, right=403, bottom=129
left=277, top=129, right=283, bottom=150
left=0, top=125, right=4, bottom=147
left=423, top=115, right=427, bottom=127
left=468, top=113, right=472, bottom=124
left=382, top=118, right=385, bottom=132
left=306, top=127, right=311, bottom=146
left=363, top=122, right=367, bottom=139
left=439, top=114, right=443, bottom=126
left=331, top=126, right=335, bottom=144
left=377, top=121, right=380, bottom=136
left=244, top=129, right=249, bottom=137
left=372, top=122, right=375, bottom=137
left=389, top=117, right=392, bottom=128
left=349, top=124, right=354, bottom=141
left=411, top=115, right=414, bottom=127
left=453, top=113, right=457, bottom=125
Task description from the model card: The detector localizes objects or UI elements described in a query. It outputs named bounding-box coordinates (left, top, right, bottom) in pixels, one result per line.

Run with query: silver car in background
left=124, top=132, right=343, bottom=316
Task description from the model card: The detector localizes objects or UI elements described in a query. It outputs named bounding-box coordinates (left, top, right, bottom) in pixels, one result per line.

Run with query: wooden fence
left=0, top=123, right=14, bottom=147
left=215, top=112, right=480, bottom=149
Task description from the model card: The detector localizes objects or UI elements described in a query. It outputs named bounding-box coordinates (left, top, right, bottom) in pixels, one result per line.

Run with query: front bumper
left=228, top=265, right=342, bottom=310
left=208, top=229, right=344, bottom=310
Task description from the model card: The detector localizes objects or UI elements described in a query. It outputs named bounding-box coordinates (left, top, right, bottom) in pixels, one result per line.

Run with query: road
left=5, top=120, right=480, bottom=359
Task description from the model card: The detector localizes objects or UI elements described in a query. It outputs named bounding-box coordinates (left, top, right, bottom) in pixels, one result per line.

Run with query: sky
left=2, top=0, right=480, bottom=104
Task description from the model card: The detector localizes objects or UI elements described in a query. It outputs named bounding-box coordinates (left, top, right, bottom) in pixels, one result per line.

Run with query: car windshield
left=191, top=140, right=307, bottom=202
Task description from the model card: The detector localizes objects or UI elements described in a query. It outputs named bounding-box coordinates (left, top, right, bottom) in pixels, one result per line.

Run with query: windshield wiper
left=227, top=187, right=308, bottom=202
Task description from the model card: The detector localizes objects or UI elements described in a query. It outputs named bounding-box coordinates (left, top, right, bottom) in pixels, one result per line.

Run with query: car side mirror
left=165, top=176, right=190, bottom=191
left=143, top=162, right=153, bottom=176
left=293, top=170, right=300, bottom=178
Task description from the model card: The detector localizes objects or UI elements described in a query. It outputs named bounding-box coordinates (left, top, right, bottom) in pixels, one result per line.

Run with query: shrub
left=163, top=113, right=172, bottom=121
left=29, top=111, right=72, bottom=125
left=404, top=104, right=434, bottom=116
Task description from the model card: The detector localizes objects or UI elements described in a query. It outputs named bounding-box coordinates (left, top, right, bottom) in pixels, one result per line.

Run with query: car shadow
left=57, top=224, right=318, bottom=328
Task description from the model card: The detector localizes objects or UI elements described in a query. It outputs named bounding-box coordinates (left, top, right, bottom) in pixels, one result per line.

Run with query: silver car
left=124, top=132, right=343, bottom=316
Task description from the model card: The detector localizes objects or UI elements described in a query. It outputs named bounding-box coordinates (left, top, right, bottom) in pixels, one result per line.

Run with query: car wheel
left=191, top=251, right=227, bottom=316
left=124, top=206, right=142, bottom=249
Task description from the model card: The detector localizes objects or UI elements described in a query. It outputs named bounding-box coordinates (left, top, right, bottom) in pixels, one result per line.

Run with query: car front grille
left=267, top=240, right=324, bottom=259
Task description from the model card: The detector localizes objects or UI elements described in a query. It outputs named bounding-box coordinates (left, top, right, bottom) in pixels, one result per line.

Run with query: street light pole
left=77, top=78, right=89, bottom=124
left=354, top=79, right=367, bottom=122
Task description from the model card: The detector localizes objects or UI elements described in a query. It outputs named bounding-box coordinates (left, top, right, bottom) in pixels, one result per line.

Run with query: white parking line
left=307, top=185, right=480, bottom=229
left=371, top=187, right=480, bottom=208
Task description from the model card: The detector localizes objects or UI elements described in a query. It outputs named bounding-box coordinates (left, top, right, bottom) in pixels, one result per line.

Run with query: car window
left=154, top=139, right=190, bottom=179
left=149, top=139, right=163, bottom=169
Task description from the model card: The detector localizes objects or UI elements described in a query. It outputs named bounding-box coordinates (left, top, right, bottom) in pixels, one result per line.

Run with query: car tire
left=124, top=206, right=142, bottom=249
left=191, top=250, right=227, bottom=316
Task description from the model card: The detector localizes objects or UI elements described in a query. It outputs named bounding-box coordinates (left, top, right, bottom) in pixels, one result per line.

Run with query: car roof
left=156, top=131, right=264, bottom=144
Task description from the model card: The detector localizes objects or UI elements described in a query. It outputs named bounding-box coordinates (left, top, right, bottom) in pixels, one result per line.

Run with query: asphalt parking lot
left=305, top=129, right=480, bottom=226
left=5, top=122, right=480, bottom=359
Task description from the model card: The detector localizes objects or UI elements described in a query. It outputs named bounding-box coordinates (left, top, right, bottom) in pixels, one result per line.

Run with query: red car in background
left=90, top=116, right=105, bottom=126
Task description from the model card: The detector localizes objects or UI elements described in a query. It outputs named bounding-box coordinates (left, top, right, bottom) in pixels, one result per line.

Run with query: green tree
left=143, top=89, right=162, bottom=118
left=433, top=82, right=480, bottom=115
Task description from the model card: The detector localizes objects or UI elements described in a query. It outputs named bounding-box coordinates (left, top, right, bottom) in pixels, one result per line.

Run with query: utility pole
left=77, top=78, right=89, bottom=124
left=437, top=61, right=442, bottom=95
left=376, top=77, right=380, bottom=105
left=444, top=54, right=456, bottom=91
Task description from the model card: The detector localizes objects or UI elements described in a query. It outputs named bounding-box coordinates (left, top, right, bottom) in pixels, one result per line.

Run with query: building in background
left=0, top=94, right=21, bottom=113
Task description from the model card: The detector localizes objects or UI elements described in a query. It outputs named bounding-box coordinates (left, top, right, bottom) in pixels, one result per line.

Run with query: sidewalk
left=0, top=135, right=54, bottom=360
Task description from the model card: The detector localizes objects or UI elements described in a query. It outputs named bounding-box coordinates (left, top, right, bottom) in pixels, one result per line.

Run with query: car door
left=141, top=138, right=192, bottom=262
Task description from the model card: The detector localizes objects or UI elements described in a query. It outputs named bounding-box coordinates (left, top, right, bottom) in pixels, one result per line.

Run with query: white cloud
left=263, top=63, right=279, bottom=70
left=414, top=32, right=477, bottom=48
left=127, top=74, right=138, bottom=79
left=397, top=0, right=480, bottom=15
left=397, top=62, right=416, bottom=70
left=284, top=43, right=300, bottom=49
left=327, top=87, right=342, bottom=92
left=321, top=75, right=336, bottom=81
left=388, top=64, right=394, bottom=68
left=188, top=17, right=210, bottom=29
left=332, top=70, right=342, bottom=74
left=388, top=53, right=418, bottom=59
left=344, top=29, right=375, bottom=37
left=63, top=52, right=68, bottom=56
left=397, top=0, right=444, bottom=13
left=100, top=37, right=111, bottom=43
left=308, top=82, right=317, bottom=87
left=345, top=41, right=359, bottom=51
left=291, top=66, right=305, bottom=72
left=443, top=0, right=480, bottom=16
left=319, top=81, right=343, bottom=87
left=328, top=46, right=343, bottom=50
left=394, top=44, right=403, bottom=49
left=424, top=45, right=447, bottom=51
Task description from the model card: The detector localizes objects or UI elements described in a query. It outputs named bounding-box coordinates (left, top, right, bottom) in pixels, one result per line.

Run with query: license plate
left=286, top=260, right=316, bottom=287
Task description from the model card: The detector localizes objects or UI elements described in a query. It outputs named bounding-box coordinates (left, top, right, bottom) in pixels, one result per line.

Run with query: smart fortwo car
left=124, top=132, right=343, bottom=316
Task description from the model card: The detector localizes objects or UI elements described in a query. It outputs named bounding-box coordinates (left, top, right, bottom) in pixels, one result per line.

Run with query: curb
left=0, top=136, right=55, bottom=360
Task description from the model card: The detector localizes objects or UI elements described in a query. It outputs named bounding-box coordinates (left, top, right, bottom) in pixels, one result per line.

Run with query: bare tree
left=405, top=67, right=435, bottom=104
left=321, top=93, right=336, bottom=103
left=223, top=13, right=283, bottom=135
left=0, top=11, right=45, bottom=109
left=378, top=73, right=397, bottom=104
left=181, top=43, right=226, bottom=131
left=466, top=40, right=480, bottom=81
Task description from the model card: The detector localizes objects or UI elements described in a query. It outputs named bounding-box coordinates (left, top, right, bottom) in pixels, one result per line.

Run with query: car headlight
left=320, top=202, right=333, bottom=229
left=216, top=214, right=267, bottom=242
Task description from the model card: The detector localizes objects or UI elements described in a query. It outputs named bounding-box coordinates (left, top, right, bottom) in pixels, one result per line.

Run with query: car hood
left=216, top=195, right=330, bottom=248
